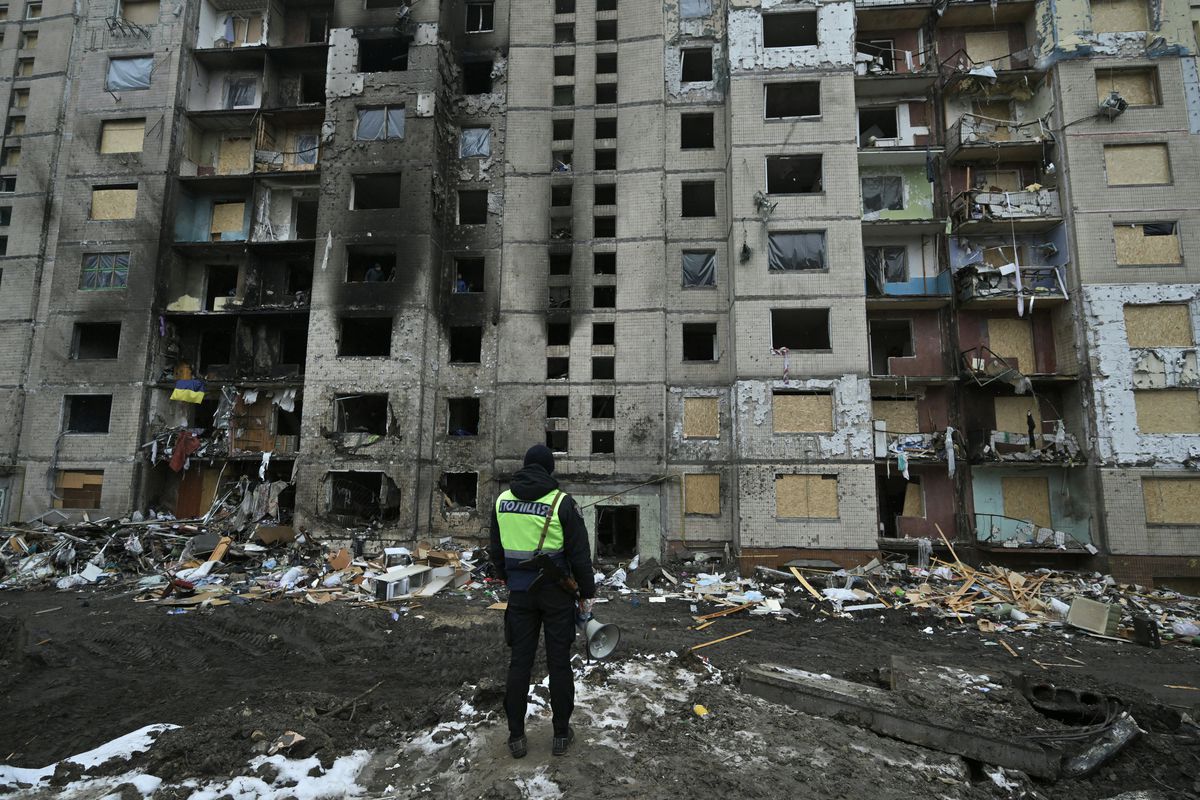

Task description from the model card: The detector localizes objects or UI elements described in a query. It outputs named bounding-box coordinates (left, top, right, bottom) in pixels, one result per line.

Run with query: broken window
left=681, top=48, right=712, bottom=82
left=869, top=319, right=914, bottom=375
left=862, top=176, right=903, bottom=213
left=681, top=113, right=714, bottom=149
left=1114, top=222, right=1182, bottom=265
left=462, top=60, right=493, bottom=94
left=346, top=247, right=395, bottom=283
left=294, top=133, right=319, bottom=166
left=54, top=470, right=103, bottom=510
left=595, top=117, right=617, bottom=139
left=681, top=0, right=712, bottom=17
left=546, top=396, right=569, bottom=418
left=596, top=52, right=617, bottom=73
left=591, top=430, right=614, bottom=454
left=767, top=155, right=822, bottom=194
left=199, top=330, right=233, bottom=370
left=334, top=394, right=389, bottom=435
left=593, top=184, right=615, bottom=205
left=772, top=309, right=830, bottom=350
left=11, top=89, right=29, bottom=109
left=223, top=76, right=258, bottom=109
left=355, top=106, right=405, bottom=140
left=360, top=37, right=409, bottom=72
left=554, top=23, right=574, bottom=43
left=859, top=107, right=898, bottom=145
left=553, top=85, right=575, bottom=106
left=595, top=83, right=617, bottom=104
left=6, top=118, right=23, bottom=136
left=552, top=119, right=574, bottom=141
left=768, top=231, right=826, bottom=271
left=549, top=285, right=572, bottom=309
left=450, top=326, right=483, bottom=363
left=338, top=317, right=393, bottom=357
left=681, top=181, right=716, bottom=217
left=64, top=394, right=112, bottom=434
left=205, top=264, right=238, bottom=310
left=592, top=395, right=615, bottom=418
left=455, top=257, right=484, bottom=292
left=0, top=177, right=15, bottom=192
left=549, top=251, right=572, bottom=275
left=554, top=54, right=575, bottom=76
left=80, top=253, right=129, bottom=289
left=465, top=0, right=494, bottom=33
left=856, top=38, right=895, bottom=72
left=596, top=19, right=617, bottom=41
left=555, top=0, right=574, bottom=12
left=546, top=430, right=569, bottom=452
left=594, top=216, right=616, bottom=238
left=682, top=251, right=716, bottom=287
left=447, top=398, right=480, bottom=435
left=594, top=285, right=616, bottom=308
left=864, top=245, right=908, bottom=294
left=458, top=190, right=488, bottom=224
left=25, top=2, right=40, bottom=18
left=351, top=173, right=402, bottom=210
left=597, top=0, right=616, bottom=9
left=594, top=252, right=616, bottom=275
left=595, top=148, right=617, bottom=170
left=682, top=323, right=718, bottom=361
left=547, top=322, right=570, bottom=346
left=106, top=56, right=151, bottom=91
left=327, top=471, right=400, bottom=522
left=595, top=506, right=637, bottom=557
left=763, top=11, right=818, bottom=48
left=593, top=322, right=615, bottom=345
left=90, top=186, right=138, bottom=220
left=547, top=357, right=570, bottom=379
left=71, top=323, right=121, bottom=359
left=553, top=150, right=573, bottom=172
left=593, top=356, right=615, bottom=379
left=459, top=127, right=491, bottom=157
left=1096, top=67, right=1159, bottom=107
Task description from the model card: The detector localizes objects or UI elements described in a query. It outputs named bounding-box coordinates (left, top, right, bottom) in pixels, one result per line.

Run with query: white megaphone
left=577, top=615, right=620, bottom=659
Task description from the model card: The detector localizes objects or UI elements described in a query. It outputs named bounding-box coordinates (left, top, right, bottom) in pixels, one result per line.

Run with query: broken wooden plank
left=690, top=629, right=752, bottom=652
left=695, top=602, right=756, bottom=621
left=789, top=567, right=824, bottom=602
left=999, top=640, right=1020, bottom=659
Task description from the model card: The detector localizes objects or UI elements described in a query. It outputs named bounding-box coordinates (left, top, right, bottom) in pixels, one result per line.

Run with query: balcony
left=973, top=513, right=1093, bottom=554
left=873, top=426, right=949, bottom=462
left=866, top=269, right=951, bottom=303
left=950, top=187, right=1061, bottom=233
left=954, top=264, right=1066, bottom=307
left=968, top=424, right=1081, bottom=463
left=946, top=113, right=1051, bottom=163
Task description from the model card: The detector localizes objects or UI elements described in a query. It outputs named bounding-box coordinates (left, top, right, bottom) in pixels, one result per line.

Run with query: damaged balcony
left=856, top=100, right=941, bottom=166
left=174, top=181, right=319, bottom=247
left=853, top=11, right=938, bottom=98
left=946, top=112, right=1052, bottom=163
left=970, top=467, right=1093, bottom=556
left=864, top=235, right=951, bottom=305
left=962, top=385, right=1083, bottom=464
left=868, top=313, right=953, bottom=380
left=958, top=306, right=1078, bottom=385
left=950, top=186, right=1060, bottom=233
left=194, top=0, right=331, bottom=63
left=936, top=6, right=1044, bottom=95
left=871, top=389, right=953, bottom=462
left=164, top=257, right=312, bottom=313
left=860, top=166, right=941, bottom=233
left=950, top=229, right=1068, bottom=308
left=155, top=314, right=308, bottom=383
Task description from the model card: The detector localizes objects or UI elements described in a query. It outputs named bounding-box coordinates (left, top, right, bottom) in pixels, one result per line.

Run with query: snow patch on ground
left=514, top=767, right=563, bottom=799
left=0, top=724, right=180, bottom=791
left=182, top=750, right=371, bottom=800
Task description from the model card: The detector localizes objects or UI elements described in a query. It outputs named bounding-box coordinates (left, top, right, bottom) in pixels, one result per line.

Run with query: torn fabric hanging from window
left=862, top=176, right=903, bottom=213
left=680, top=0, right=712, bottom=17
left=768, top=232, right=826, bottom=271
left=459, top=127, right=491, bottom=157
left=864, top=246, right=907, bottom=294
left=106, top=57, right=152, bottom=91
left=681, top=251, right=716, bottom=287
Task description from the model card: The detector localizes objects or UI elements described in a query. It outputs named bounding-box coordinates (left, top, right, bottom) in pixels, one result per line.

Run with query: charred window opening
left=546, top=430, right=569, bottom=452
left=763, top=11, right=818, bottom=48
left=549, top=251, right=572, bottom=275
left=199, top=329, right=234, bottom=371
left=458, top=190, right=488, bottom=224
left=593, top=356, right=615, bottom=380
left=593, top=322, right=615, bottom=345
left=595, top=117, right=617, bottom=139
left=596, top=19, right=617, bottom=41
left=592, top=430, right=615, bottom=454
left=546, top=395, right=569, bottom=418
left=326, top=471, right=400, bottom=522
left=299, top=72, right=326, bottom=104
left=592, top=395, right=615, bottom=418
left=594, top=216, right=616, bottom=238
left=772, top=309, right=831, bottom=350
left=441, top=472, right=478, bottom=510
left=766, top=82, right=820, bottom=119
left=862, top=176, right=903, bottom=213
left=595, top=148, right=617, bottom=170
left=859, top=107, right=898, bottom=144
left=466, top=0, right=494, bottom=32
left=596, top=505, right=637, bottom=558
left=450, top=326, right=483, bottom=363
left=64, top=394, right=112, bottom=434
left=767, top=155, right=822, bottom=194
left=549, top=285, right=572, bottom=309
left=768, top=231, right=826, bottom=271
left=547, top=357, right=570, bottom=379
left=351, top=173, right=402, bottom=210
left=554, top=55, right=575, bottom=76
left=594, top=252, right=616, bottom=275
left=869, top=319, right=914, bottom=376
left=334, top=393, right=389, bottom=435
left=346, top=247, right=395, bottom=283
left=280, top=323, right=308, bottom=368
left=554, top=23, right=574, bottom=43
left=596, top=52, right=617, bottom=73
left=552, top=118, right=574, bottom=141
left=461, top=60, right=493, bottom=94
left=681, top=48, right=713, bottom=82
left=681, top=113, right=714, bottom=149
left=595, top=83, right=617, bottom=104
left=359, top=37, right=409, bottom=72
left=553, top=85, right=575, bottom=106
left=594, top=285, right=616, bottom=308
left=594, top=183, right=616, bottom=205
left=454, top=257, right=484, bottom=293
left=72, top=322, right=120, bottom=359
left=547, top=322, right=571, bottom=346
left=597, top=0, right=616, bottom=9
left=681, top=181, right=716, bottom=217
left=339, top=317, right=393, bottom=357
left=551, top=185, right=573, bottom=207
left=295, top=200, right=318, bottom=239
left=447, top=398, right=480, bottom=436
left=682, top=323, right=717, bottom=362
left=205, top=265, right=239, bottom=310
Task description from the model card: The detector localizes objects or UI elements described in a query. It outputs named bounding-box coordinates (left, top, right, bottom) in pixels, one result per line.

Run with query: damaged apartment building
left=0, top=0, right=1198, bottom=588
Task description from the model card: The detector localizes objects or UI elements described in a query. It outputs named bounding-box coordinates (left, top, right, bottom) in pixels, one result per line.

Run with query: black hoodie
left=488, top=464, right=596, bottom=598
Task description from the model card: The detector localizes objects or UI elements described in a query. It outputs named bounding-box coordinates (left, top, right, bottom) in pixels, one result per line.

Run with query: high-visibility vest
left=496, top=489, right=564, bottom=563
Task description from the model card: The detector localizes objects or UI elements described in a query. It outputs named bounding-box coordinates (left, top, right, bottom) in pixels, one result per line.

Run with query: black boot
left=551, top=726, right=574, bottom=756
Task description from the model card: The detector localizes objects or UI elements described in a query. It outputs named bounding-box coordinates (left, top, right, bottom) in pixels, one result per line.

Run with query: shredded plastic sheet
left=356, top=107, right=405, bottom=141
left=864, top=245, right=907, bottom=293
left=458, top=127, right=491, bottom=157
left=681, top=251, right=716, bottom=287
left=106, top=56, right=153, bottom=91
left=767, top=231, right=825, bottom=272
left=862, top=175, right=903, bottom=213
left=680, top=0, right=712, bottom=17
left=225, top=77, right=258, bottom=108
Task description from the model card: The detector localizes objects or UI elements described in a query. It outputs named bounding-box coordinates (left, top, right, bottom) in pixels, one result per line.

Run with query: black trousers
left=504, top=584, right=577, bottom=737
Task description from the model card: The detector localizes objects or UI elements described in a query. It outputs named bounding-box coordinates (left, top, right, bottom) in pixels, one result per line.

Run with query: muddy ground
left=1, top=585, right=1198, bottom=799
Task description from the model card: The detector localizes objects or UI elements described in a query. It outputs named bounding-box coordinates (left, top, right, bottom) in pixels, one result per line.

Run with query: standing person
left=489, top=444, right=595, bottom=759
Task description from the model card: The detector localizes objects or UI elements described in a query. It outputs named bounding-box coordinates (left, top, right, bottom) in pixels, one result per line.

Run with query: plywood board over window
left=1001, top=475, right=1052, bottom=529
left=775, top=474, right=839, bottom=518
left=1142, top=477, right=1200, bottom=524
left=874, top=398, right=919, bottom=433
left=994, top=395, right=1041, bottom=434
left=1104, top=143, right=1170, bottom=186
left=121, top=0, right=159, bottom=26
left=1090, top=0, right=1149, bottom=34
left=901, top=481, right=925, bottom=517
left=682, top=396, right=719, bottom=439
left=1134, top=389, right=1200, bottom=433
left=210, top=201, right=245, bottom=239
left=987, top=317, right=1035, bottom=373
left=1124, top=304, right=1193, bottom=347
left=53, top=469, right=103, bottom=509
left=773, top=392, right=833, bottom=433
left=217, top=137, right=252, bottom=174
left=1096, top=68, right=1157, bottom=106
left=90, top=187, right=138, bottom=220
left=964, top=30, right=1011, bottom=69
left=99, top=119, right=145, bottom=154
left=1114, top=223, right=1183, bottom=265
left=684, top=473, right=721, bottom=515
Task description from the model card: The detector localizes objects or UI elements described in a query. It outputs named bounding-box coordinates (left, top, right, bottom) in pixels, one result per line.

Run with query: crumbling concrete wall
left=1034, top=0, right=1195, bottom=68
left=727, top=0, right=856, bottom=73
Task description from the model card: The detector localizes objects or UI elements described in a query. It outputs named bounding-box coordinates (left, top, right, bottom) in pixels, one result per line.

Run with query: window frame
left=464, top=0, right=494, bottom=33
left=355, top=105, right=406, bottom=141
left=80, top=252, right=131, bottom=291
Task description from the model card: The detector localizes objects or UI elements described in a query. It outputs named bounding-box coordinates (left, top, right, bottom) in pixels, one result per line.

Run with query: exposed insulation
left=987, top=318, right=1035, bottom=373
left=211, top=202, right=246, bottom=237
left=775, top=474, right=839, bottom=519
left=218, top=137, right=252, bottom=174
left=1104, top=144, right=1170, bottom=186
left=964, top=30, right=1011, bottom=69
left=1001, top=476, right=1052, bottom=529
left=1090, top=0, right=1149, bottom=34
left=684, top=473, right=721, bottom=516
left=1142, top=477, right=1200, bottom=524
left=901, top=481, right=925, bottom=518
left=683, top=397, right=719, bottom=439
left=873, top=399, right=919, bottom=433
left=994, top=395, right=1041, bottom=434
left=973, top=101, right=1012, bottom=139
left=1123, top=304, right=1193, bottom=347
left=99, top=119, right=144, bottom=154
left=772, top=393, right=833, bottom=433
left=1096, top=68, right=1157, bottom=106
left=1114, top=224, right=1183, bottom=265
left=90, top=188, right=138, bottom=220
left=1134, top=389, right=1200, bottom=433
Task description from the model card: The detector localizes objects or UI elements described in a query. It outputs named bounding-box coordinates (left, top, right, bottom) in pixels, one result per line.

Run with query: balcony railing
left=873, top=428, right=949, bottom=461
left=948, top=113, right=1049, bottom=150
left=951, top=188, right=1060, bottom=227
left=974, top=513, right=1092, bottom=551
left=866, top=269, right=952, bottom=299
left=954, top=263, right=1066, bottom=305
left=969, top=424, right=1081, bottom=463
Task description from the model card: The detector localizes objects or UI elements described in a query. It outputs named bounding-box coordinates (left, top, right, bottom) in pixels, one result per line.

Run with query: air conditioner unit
left=1098, top=91, right=1128, bottom=119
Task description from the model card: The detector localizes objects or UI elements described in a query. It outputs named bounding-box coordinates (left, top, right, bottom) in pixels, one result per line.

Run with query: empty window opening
left=869, top=319, right=914, bottom=375
left=205, top=264, right=239, bottom=309
left=547, top=322, right=571, bottom=346
left=593, top=356, right=615, bottom=379
left=458, top=190, right=489, bottom=224
left=307, top=14, right=329, bottom=43
left=594, top=216, right=616, bottom=238
left=299, top=73, right=326, bottom=103
left=466, top=0, right=494, bottom=33
left=555, top=0, right=574, bottom=12
left=768, top=231, right=826, bottom=271
left=552, top=119, right=574, bottom=141
left=546, top=396, right=569, bottom=418
left=327, top=471, right=400, bottom=522
left=596, top=83, right=618, bottom=104
left=595, top=117, right=617, bottom=139
left=595, top=148, right=617, bottom=170
left=862, top=175, right=903, bottom=213
left=554, top=54, right=575, bottom=76
left=72, top=323, right=121, bottom=359
left=859, top=107, right=898, bottom=144
left=334, top=393, right=389, bottom=435
left=547, top=357, right=570, bottom=379
left=595, top=506, right=637, bottom=558
left=551, top=186, right=573, bottom=209
left=450, top=326, right=483, bottom=363
left=592, top=395, right=615, bottom=418
left=549, top=285, right=572, bottom=309
left=596, top=52, right=617, bottom=73
left=554, top=23, right=574, bottom=43
left=682, top=323, right=718, bottom=361
left=352, top=173, right=402, bottom=210
left=596, top=19, right=617, bottom=41
left=856, top=38, right=895, bottom=72
left=591, top=430, right=614, bottom=454
left=772, top=309, right=830, bottom=350
left=447, top=398, right=480, bottom=436
left=682, top=251, right=717, bottom=287
left=355, top=106, right=405, bottom=140
left=593, top=322, right=615, bottom=345
left=360, top=37, right=409, bottom=72
left=295, top=199, right=318, bottom=240
left=199, top=330, right=233, bottom=371
left=765, top=82, right=820, bottom=119
left=767, top=155, right=822, bottom=194
left=64, top=395, right=113, bottom=434
left=681, top=113, right=714, bottom=149
left=462, top=60, right=493, bottom=93
left=339, top=317, right=393, bottom=357
left=763, top=11, right=818, bottom=48
left=597, top=0, right=616, bottom=10
left=681, top=48, right=713, bottom=82
left=549, top=251, right=572, bottom=275
left=877, top=474, right=921, bottom=536
left=546, top=430, right=569, bottom=452
left=594, top=285, right=616, bottom=308
left=553, top=85, right=576, bottom=106
left=346, top=247, right=395, bottom=283
left=0, top=177, right=16, bottom=193
left=594, top=252, right=616, bottom=275
left=460, top=126, right=491, bottom=157
left=594, top=184, right=616, bottom=206
left=681, top=181, right=716, bottom=217
left=455, top=257, right=484, bottom=292
left=54, top=470, right=103, bottom=510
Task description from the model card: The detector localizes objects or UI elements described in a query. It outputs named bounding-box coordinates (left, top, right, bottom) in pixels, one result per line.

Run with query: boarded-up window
left=775, top=474, right=839, bottom=518
left=1001, top=476, right=1052, bottom=529
left=210, top=201, right=245, bottom=239
left=874, top=398, right=919, bottom=433
left=99, top=119, right=145, bottom=153
left=964, top=30, right=1011, bottom=69
left=1124, top=304, right=1193, bottom=347
left=773, top=392, right=833, bottom=433
left=53, top=470, right=103, bottom=509
left=1090, top=0, right=1149, bottom=33
left=901, top=481, right=925, bottom=517
left=1095, top=68, right=1158, bottom=106
left=1104, top=144, right=1170, bottom=186
left=90, top=186, right=138, bottom=220
left=120, top=0, right=158, bottom=26
left=1114, top=223, right=1182, bottom=265
left=994, top=395, right=1041, bottom=434
left=1142, top=478, right=1200, bottom=524
left=987, top=317, right=1035, bottom=373
left=217, top=137, right=252, bottom=174
left=1134, top=390, right=1200, bottom=433
left=683, top=397, right=719, bottom=439
left=684, top=473, right=720, bottom=515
